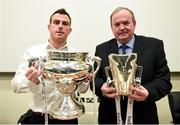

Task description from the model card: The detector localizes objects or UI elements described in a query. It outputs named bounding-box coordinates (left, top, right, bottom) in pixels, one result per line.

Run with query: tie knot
left=120, top=44, right=129, bottom=54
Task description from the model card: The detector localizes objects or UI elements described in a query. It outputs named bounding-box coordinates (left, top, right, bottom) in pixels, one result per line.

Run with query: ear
left=68, top=27, right=72, bottom=34
left=47, top=24, right=50, bottom=31
left=133, top=20, right=136, bottom=26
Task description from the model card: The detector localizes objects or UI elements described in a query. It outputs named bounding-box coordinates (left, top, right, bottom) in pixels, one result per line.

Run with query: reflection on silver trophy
left=105, top=53, right=137, bottom=95
left=41, top=50, right=101, bottom=120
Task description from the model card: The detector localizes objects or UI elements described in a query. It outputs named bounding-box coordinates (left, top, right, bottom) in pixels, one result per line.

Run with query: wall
left=0, top=73, right=180, bottom=124
left=0, top=0, right=180, bottom=72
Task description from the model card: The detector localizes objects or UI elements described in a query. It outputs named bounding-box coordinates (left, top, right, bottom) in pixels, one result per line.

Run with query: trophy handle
left=90, top=56, right=101, bottom=75
left=105, top=66, right=114, bottom=86
left=135, top=65, right=143, bottom=86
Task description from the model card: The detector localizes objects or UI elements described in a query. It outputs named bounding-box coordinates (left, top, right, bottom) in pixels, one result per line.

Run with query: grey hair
left=110, top=7, right=136, bottom=26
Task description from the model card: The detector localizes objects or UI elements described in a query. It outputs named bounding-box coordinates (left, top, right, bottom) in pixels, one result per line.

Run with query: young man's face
left=111, top=9, right=136, bottom=44
left=48, top=13, right=72, bottom=42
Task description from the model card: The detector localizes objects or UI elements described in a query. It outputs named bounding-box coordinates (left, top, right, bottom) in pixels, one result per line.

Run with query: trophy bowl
left=42, top=50, right=101, bottom=120
left=105, top=53, right=137, bottom=95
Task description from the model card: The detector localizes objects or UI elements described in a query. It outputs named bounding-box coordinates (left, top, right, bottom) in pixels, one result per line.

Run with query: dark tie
left=121, top=44, right=129, bottom=54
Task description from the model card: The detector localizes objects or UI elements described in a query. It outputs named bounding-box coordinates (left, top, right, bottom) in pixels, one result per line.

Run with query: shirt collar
left=46, top=40, right=68, bottom=51
left=117, top=35, right=135, bottom=49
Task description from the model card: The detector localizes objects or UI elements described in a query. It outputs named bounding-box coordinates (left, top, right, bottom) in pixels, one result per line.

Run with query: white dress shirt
left=11, top=41, right=89, bottom=113
left=117, top=35, right=135, bottom=54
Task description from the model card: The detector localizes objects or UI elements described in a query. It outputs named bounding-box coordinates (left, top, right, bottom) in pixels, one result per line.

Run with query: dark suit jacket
left=94, top=35, right=172, bottom=124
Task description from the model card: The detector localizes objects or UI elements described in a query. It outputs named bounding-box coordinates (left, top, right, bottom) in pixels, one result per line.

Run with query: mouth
left=56, top=31, right=64, bottom=35
left=119, top=32, right=128, bottom=36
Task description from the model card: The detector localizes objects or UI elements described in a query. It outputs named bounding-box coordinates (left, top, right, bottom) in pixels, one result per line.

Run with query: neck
left=49, top=39, right=66, bottom=49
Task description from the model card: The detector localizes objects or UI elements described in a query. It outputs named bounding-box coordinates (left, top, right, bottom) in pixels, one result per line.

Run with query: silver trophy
left=105, top=53, right=137, bottom=95
left=41, top=50, right=101, bottom=120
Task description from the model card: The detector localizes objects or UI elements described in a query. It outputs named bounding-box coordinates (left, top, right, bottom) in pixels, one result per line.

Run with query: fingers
left=26, top=62, right=42, bottom=84
left=129, top=85, right=149, bottom=101
left=87, top=73, right=93, bottom=81
left=101, top=83, right=119, bottom=98
left=104, top=92, right=119, bottom=98
left=33, top=61, right=39, bottom=69
left=100, top=83, right=149, bottom=100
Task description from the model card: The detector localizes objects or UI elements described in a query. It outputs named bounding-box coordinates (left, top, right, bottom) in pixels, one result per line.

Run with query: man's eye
left=123, top=21, right=130, bottom=26
left=114, top=23, right=120, bottom=27
left=62, top=21, right=70, bottom=26
left=53, top=20, right=60, bottom=25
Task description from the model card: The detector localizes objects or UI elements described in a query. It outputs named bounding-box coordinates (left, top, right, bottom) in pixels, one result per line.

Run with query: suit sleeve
left=144, top=40, right=172, bottom=102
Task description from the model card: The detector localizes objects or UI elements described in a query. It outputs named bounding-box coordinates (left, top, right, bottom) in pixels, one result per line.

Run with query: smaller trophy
left=105, top=53, right=143, bottom=125
left=105, top=53, right=137, bottom=95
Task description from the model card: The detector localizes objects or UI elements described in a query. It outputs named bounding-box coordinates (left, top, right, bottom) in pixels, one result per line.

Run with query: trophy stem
left=50, top=94, right=85, bottom=120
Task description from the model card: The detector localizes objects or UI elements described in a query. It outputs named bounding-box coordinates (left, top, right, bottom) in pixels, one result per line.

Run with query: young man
left=11, top=8, right=87, bottom=124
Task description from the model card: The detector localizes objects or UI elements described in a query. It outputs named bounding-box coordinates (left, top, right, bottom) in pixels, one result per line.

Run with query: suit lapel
left=108, top=39, right=119, bottom=54
left=133, top=36, right=145, bottom=64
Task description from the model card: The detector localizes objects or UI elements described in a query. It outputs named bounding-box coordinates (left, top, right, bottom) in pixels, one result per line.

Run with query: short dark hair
left=49, top=8, right=71, bottom=25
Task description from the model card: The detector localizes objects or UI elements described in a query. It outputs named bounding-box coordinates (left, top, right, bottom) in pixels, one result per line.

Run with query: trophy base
left=50, top=95, right=85, bottom=120
left=50, top=108, right=84, bottom=120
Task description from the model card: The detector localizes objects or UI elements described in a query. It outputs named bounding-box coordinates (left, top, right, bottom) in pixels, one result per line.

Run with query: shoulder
left=135, top=35, right=164, bottom=48
left=96, top=38, right=117, bottom=49
left=26, top=43, right=47, bottom=51
left=136, top=35, right=163, bottom=44
left=25, top=43, right=47, bottom=57
left=67, top=46, right=78, bottom=52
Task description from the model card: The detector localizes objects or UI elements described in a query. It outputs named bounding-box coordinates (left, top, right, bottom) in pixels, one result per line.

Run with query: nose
left=58, top=22, right=63, bottom=28
left=119, top=24, right=125, bottom=30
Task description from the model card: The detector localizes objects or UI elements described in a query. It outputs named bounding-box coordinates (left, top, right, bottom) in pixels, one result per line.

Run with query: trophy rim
left=109, top=52, right=137, bottom=57
left=46, top=50, right=89, bottom=61
left=46, top=50, right=89, bottom=54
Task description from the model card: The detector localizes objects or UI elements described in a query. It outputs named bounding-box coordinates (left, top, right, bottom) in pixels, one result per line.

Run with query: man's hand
left=129, top=85, right=149, bottom=101
left=101, top=82, right=119, bottom=98
left=25, top=61, right=42, bottom=84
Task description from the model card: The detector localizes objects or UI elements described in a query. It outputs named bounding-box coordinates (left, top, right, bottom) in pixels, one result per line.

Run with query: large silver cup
left=105, top=53, right=137, bottom=95
left=42, top=50, right=101, bottom=120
